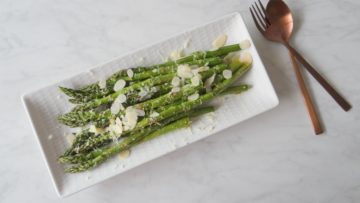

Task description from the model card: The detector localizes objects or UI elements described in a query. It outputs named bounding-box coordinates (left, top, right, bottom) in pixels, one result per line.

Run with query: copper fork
left=249, top=0, right=325, bottom=134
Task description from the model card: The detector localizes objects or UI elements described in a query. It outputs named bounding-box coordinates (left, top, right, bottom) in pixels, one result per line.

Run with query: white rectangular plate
left=22, top=12, right=278, bottom=197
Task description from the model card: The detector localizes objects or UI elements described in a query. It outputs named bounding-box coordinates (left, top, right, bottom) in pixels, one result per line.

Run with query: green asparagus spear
left=60, top=40, right=250, bottom=103
left=71, top=73, right=176, bottom=112
left=60, top=57, right=223, bottom=103
left=58, top=84, right=201, bottom=128
left=61, top=130, right=94, bottom=157
left=219, top=84, right=251, bottom=96
left=60, top=106, right=214, bottom=164
left=64, top=118, right=189, bottom=172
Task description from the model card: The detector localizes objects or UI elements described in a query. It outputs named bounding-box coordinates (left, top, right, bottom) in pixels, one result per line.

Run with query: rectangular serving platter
left=22, top=12, right=278, bottom=197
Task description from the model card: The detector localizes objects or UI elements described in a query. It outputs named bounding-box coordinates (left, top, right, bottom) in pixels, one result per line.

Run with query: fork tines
left=249, top=0, right=270, bottom=32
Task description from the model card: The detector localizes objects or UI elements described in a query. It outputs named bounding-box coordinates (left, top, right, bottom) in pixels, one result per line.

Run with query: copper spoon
left=250, top=0, right=323, bottom=134
left=250, top=0, right=352, bottom=113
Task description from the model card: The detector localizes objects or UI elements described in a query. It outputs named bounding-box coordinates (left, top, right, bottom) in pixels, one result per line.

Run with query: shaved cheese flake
left=171, top=87, right=180, bottom=93
left=197, top=66, right=209, bottom=72
left=89, top=125, right=104, bottom=135
left=115, top=117, right=122, bottom=125
left=111, top=103, right=121, bottom=115
left=188, top=93, right=199, bottom=101
left=136, top=109, right=145, bottom=117
left=111, top=94, right=127, bottom=114
left=108, top=117, right=123, bottom=135
left=116, top=94, right=127, bottom=104
left=205, top=74, right=216, bottom=92
left=150, top=111, right=159, bottom=118
left=138, top=87, right=149, bottom=98
left=239, top=39, right=251, bottom=49
left=119, top=150, right=130, bottom=160
left=223, top=52, right=238, bottom=64
left=150, top=86, right=158, bottom=92
left=98, top=79, right=107, bottom=89
left=123, top=107, right=138, bottom=130
left=183, top=38, right=191, bottom=49
left=240, top=52, right=253, bottom=64
left=66, top=133, right=75, bottom=145
left=113, top=79, right=126, bottom=91
left=177, top=64, right=193, bottom=79
left=212, top=34, right=228, bottom=49
left=222, top=70, right=232, bottom=79
left=169, top=50, right=184, bottom=60
left=171, top=76, right=181, bottom=87
left=127, top=69, right=134, bottom=78
left=191, top=74, right=201, bottom=86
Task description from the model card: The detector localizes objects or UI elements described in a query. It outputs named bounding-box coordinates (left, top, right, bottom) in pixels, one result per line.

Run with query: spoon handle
left=289, top=51, right=323, bottom=135
left=285, top=43, right=352, bottom=111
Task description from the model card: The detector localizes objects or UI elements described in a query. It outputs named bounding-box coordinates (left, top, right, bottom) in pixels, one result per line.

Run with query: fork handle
left=289, top=51, right=323, bottom=135
left=284, top=43, right=352, bottom=111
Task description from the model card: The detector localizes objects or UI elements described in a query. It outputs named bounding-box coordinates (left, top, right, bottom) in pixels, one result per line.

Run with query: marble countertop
left=1, top=0, right=359, bottom=202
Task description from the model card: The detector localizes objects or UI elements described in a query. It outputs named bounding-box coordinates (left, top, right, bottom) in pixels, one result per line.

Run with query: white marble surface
left=1, top=0, right=359, bottom=202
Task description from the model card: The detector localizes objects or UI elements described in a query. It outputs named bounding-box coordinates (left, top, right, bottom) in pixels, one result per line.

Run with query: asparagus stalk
left=60, top=57, right=223, bottom=103
left=60, top=106, right=214, bottom=165
left=64, top=118, right=190, bottom=172
left=155, top=84, right=251, bottom=113
left=175, top=42, right=249, bottom=63
left=71, top=73, right=176, bottom=112
left=60, top=40, right=250, bottom=103
left=58, top=84, right=202, bottom=128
